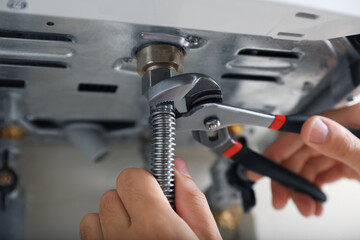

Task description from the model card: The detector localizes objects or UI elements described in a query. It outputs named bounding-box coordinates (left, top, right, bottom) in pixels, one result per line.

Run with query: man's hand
left=248, top=103, right=360, bottom=217
left=80, top=159, right=222, bottom=240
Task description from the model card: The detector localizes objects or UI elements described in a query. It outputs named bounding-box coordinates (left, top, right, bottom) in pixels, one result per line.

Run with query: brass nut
left=0, top=171, right=13, bottom=186
left=136, top=44, right=184, bottom=77
left=0, top=125, right=26, bottom=140
left=213, top=206, right=243, bottom=230
left=228, top=125, right=244, bottom=137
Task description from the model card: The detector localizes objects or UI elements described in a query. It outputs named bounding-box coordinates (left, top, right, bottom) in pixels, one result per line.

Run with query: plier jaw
left=192, top=129, right=236, bottom=155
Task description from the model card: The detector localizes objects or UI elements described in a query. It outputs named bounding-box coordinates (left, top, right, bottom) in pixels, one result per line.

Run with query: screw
left=204, top=118, right=221, bottom=130
left=122, top=57, right=132, bottom=63
left=302, top=81, right=313, bottom=91
left=185, top=35, right=200, bottom=47
left=7, top=0, right=27, bottom=9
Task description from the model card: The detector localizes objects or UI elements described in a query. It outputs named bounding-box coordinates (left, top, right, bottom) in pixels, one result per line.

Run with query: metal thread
left=150, top=103, right=176, bottom=208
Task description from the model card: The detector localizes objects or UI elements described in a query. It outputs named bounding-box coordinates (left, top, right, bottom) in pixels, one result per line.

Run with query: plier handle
left=176, top=103, right=307, bottom=134
left=177, top=103, right=326, bottom=202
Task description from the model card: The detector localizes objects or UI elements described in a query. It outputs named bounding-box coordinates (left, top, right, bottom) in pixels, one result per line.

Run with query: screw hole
left=46, top=21, right=55, bottom=26
left=302, top=81, right=313, bottom=91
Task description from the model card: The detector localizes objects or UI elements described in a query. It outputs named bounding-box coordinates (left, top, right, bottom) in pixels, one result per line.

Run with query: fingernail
left=174, top=158, right=191, bottom=178
left=309, top=118, right=328, bottom=144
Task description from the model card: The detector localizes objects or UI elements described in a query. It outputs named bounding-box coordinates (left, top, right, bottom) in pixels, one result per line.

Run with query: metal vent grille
left=0, top=10, right=354, bottom=124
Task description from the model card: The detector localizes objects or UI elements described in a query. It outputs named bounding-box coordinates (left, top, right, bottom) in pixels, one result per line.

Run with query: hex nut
left=136, top=44, right=184, bottom=77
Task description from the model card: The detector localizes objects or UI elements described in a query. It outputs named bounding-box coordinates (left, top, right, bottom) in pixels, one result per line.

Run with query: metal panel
left=0, top=11, right=357, bottom=134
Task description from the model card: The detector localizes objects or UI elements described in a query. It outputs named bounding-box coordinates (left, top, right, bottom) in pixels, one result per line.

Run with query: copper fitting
left=228, top=125, right=244, bottom=137
left=213, top=206, right=243, bottom=230
left=136, top=44, right=184, bottom=77
left=0, top=125, right=26, bottom=140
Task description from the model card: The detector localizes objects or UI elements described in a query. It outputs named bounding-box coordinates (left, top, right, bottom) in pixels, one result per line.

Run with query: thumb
left=174, top=158, right=221, bottom=240
left=301, top=116, right=360, bottom=174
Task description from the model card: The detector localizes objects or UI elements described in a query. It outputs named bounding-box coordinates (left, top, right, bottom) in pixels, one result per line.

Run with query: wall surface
left=13, top=141, right=360, bottom=240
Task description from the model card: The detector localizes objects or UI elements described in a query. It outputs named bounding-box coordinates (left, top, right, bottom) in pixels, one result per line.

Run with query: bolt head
left=186, top=36, right=200, bottom=45
left=205, top=118, right=221, bottom=130
left=7, top=0, right=27, bottom=9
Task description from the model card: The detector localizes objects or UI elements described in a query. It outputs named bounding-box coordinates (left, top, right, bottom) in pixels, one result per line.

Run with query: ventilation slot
left=0, top=29, right=75, bottom=42
left=0, top=79, right=25, bottom=88
left=78, top=83, right=118, bottom=93
left=295, top=12, right=319, bottom=20
left=0, top=58, right=69, bottom=69
left=347, top=34, right=360, bottom=54
left=221, top=74, right=278, bottom=82
left=29, top=119, right=136, bottom=131
left=277, top=32, right=304, bottom=38
left=238, top=49, right=300, bottom=59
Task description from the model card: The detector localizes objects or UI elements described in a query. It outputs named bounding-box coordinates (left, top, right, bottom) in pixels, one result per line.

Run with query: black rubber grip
left=226, top=164, right=256, bottom=212
left=231, top=145, right=326, bottom=202
left=279, top=115, right=309, bottom=134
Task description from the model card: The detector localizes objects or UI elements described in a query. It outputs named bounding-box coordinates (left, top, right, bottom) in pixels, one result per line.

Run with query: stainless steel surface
left=193, top=129, right=235, bottom=154
left=0, top=92, right=23, bottom=124
left=177, top=103, right=276, bottom=132
left=0, top=10, right=356, bottom=128
left=6, top=0, right=27, bottom=9
left=140, top=32, right=206, bottom=50
left=64, top=123, right=109, bottom=162
left=150, top=103, right=176, bottom=208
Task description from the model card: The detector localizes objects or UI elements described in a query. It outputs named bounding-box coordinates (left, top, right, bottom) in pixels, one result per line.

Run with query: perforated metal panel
left=0, top=10, right=358, bottom=135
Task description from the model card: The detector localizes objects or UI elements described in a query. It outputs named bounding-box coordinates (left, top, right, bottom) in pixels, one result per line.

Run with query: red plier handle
left=268, top=114, right=309, bottom=134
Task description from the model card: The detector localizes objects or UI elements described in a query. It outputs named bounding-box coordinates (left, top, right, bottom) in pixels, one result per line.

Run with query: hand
left=80, top=158, right=222, bottom=240
left=248, top=103, right=360, bottom=217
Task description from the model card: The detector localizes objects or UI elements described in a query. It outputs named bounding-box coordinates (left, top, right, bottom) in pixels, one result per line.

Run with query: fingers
left=299, top=156, right=335, bottom=183
left=281, top=147, right=316, bottom=174
left=116, top=168, right=175, bottom=220
left=291, top=191, right=316, bottom=217
left=322, top=102, right=360, bottom=129
left=98, top=190, right=130, bottom=239
left=247, top=132, right=304, bottom=181
left=174, top=158, right=221, bottom=240
left=264, top=132, right=305, bottom=162
left=316, top=164, right=360, bottom=187
left=315, top=202, right=323, bottom=216
left=270, top=146, right=313, bottom=210
left=271, top=181, right=290, bottom=209
left=80, top=213, right=104, bottom=240
left=289, top=156, right=335, bottom=217
left=301, top=116, right=360, bottom=174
